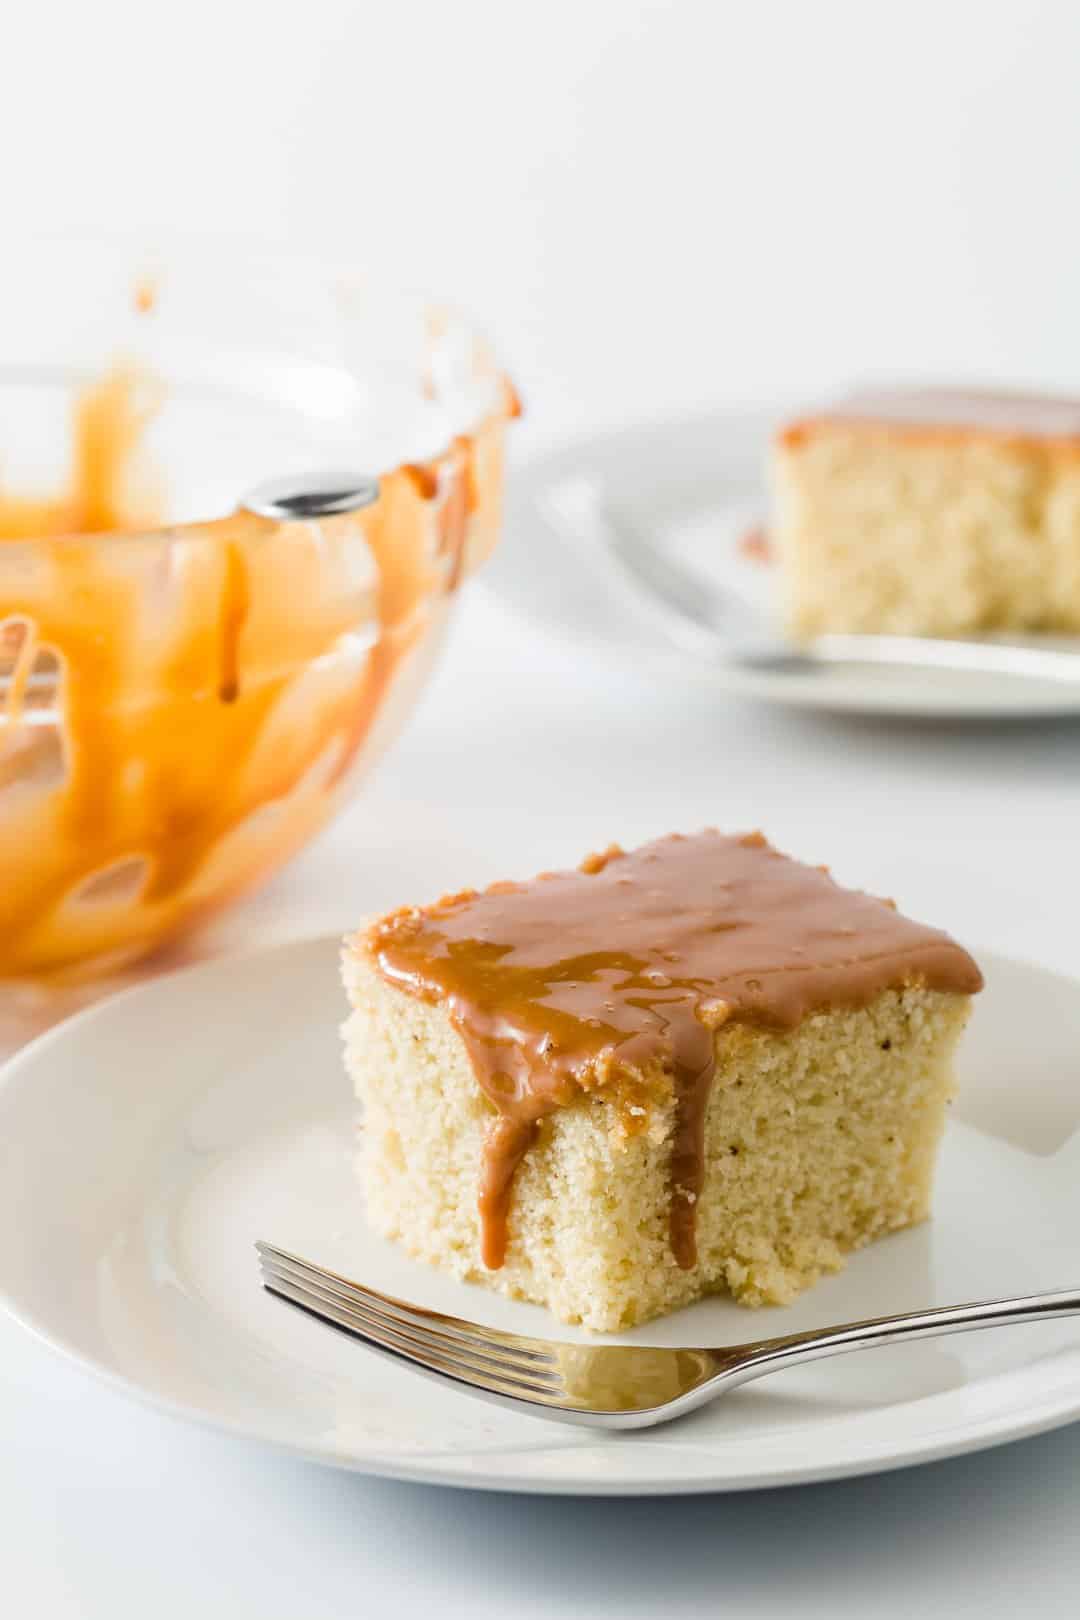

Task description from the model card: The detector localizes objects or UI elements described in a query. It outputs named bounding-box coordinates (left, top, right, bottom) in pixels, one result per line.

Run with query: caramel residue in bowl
left=0, top=365, right=517, bottom=978
left=402, top=464, right=440, bottom=501
left=217, top=542, right=251, bottom=703
left=0, top=364, right=162, bottom=541
left=133, top=275, right=157, bottom=316
left=368, top=831, right=984, bottom=1274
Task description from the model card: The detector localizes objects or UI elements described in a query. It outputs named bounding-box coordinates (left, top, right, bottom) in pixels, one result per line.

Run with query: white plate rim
left=488, top=409, right=1080, bottom=722
left=2, top=935, right=1079, bottom=1497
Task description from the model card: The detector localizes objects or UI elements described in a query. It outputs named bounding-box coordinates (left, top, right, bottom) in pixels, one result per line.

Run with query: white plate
left=2, top=936, right=1079, bottom=1495
left=486, top=410, right=1080, bottom=719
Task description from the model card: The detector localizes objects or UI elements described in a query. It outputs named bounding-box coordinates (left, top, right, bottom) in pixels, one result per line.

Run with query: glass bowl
left=0, top=248, right=516, bottom=981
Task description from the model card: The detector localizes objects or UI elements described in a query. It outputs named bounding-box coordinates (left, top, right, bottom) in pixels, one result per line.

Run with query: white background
left=8, top=0, right=1080, bottom=448
left=3, top=2, right=1080, bottom=1615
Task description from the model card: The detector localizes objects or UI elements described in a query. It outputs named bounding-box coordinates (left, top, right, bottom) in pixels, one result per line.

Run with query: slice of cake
left=772, top=386, right=1080, bottom=638
left=342, top=830, right=982, bottom=1331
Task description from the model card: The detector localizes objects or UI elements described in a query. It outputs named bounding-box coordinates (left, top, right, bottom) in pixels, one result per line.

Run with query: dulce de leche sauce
left=368, top=831, right=983, bottom=1272
left=0, top=360, right=514, bottom=978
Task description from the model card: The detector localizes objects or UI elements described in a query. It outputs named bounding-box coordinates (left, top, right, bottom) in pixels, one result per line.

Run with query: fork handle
left=810, top=634, right=1080, bottom=683
left=717, top=1287, right=1080, bottom=1386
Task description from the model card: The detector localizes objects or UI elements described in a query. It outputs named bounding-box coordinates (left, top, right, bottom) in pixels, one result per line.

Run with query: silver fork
left=257, top=1242, right=1080, bottom=1431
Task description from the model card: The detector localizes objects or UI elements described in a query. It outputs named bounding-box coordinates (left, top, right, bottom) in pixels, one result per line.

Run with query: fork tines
left=256, top=1241, right=568, bottom=1406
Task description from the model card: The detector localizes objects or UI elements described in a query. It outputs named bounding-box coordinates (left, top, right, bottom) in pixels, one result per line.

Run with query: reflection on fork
left=257, top=1240, right=1080, bottom=1431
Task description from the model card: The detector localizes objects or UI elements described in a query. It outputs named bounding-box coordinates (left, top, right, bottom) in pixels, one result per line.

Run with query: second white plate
left=1, top=935, right=1079, bottom=1494
left=486, top=410, right=1080, bottom=719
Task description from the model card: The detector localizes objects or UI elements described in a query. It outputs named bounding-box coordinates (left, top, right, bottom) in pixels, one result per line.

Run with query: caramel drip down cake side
left=358, top=830, right=983, bottom=1286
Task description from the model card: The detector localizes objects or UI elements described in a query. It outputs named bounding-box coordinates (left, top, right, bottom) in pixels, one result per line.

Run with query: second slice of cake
left=772, top=386, right=1080, bottom=637
left=343, top=830, right=982, bottom=1331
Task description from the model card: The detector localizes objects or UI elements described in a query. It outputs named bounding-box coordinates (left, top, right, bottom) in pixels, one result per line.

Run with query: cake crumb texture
left=342, top=950, right=972, bottom=1332
left=773, top=423, right=1080, bottom=637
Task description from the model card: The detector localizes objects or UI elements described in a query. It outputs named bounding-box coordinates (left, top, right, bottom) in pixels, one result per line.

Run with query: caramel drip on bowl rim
left=0, top=365, right=516, bottom=977
left=217, top=543, right=250, bottom=704
left=2, top=617, right=38, bottom=735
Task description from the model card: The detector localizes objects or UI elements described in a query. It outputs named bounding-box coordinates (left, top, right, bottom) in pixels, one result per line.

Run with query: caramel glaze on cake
left=366, top=831, right=983, bottom=1274
left=780, top=385, right=1080, bottom=453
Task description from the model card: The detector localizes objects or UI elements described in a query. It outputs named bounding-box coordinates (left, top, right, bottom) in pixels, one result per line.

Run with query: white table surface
left=4, top=567, right=1080, bottom=1618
